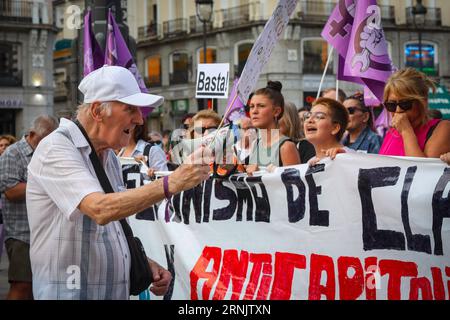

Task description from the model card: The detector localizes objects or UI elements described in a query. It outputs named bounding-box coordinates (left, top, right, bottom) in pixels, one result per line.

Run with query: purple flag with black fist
left=83, top=9, right=104, bottom=76
left=105, top=10, right=152, bottom=116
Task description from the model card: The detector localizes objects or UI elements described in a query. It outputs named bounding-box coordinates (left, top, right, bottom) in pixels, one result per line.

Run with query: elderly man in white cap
left=26, top=65, right=212, bottom=300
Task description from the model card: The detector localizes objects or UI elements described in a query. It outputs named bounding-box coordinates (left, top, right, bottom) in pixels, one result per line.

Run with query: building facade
left=0, top=0, right=57, bottom=137
left=44, top=0, right=450, bottom=132
left=52, top=0, right=84, bottom=119
left=133, top=0, right=450, bottom=131
left=52, top=0, right=133, bottom=119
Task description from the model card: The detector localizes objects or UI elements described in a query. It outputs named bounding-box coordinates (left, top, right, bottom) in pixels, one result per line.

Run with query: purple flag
left=344, top=0, right=394, bottom=84
left=83, top=9, right=104, bottom=76
left=321, top=0, right=356, bottom=57
left=374, top=107, right=391, bottom=138
left=322, top=0, right=395, bottom=106
left=338, top=54, right=386, bottom=106
left=364, top=86, right=380, bottom=106
left=224, top=78, right=246, bottom=124
left=105, top=10, right=153, bottom=116
left=338, top=55, right=363, bottom=85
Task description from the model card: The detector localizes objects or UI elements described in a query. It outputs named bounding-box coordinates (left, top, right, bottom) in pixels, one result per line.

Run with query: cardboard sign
left=196, top=63, right=230, bottom=99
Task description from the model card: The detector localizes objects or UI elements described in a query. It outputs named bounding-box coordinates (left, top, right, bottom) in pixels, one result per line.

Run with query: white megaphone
left=170, top=125, right=240, bottom=165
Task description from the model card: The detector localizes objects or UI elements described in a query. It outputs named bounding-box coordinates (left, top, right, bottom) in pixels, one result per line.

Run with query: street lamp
left=196, top=0, right=213, bottom=109
left=412, top=0, right=427, bottom=73
left=196, top=0, right=214, bottom=64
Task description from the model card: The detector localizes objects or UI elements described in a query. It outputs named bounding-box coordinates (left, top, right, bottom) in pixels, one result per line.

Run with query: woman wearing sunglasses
left=342, top=92, right=382, bottom=154
left=190, top=109, right=221, bottom=139
left=379, top=68, right=450, bottom=158
left=189, top=109, right=244, bottom=178
left=246, top=81, right=300, bottom=174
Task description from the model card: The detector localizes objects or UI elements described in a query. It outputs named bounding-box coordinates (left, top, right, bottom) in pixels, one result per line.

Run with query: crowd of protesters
left=126, top=68, right=449, bottom=178
left=0, top=66, right=449, bottom=300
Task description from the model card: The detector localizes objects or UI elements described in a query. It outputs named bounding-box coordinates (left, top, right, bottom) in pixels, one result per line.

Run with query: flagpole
left=335, top=43, right=339, bottom=100
left=206, top=92, right=239, bottom=148
left=335, top=76, right=339, bottom=101
left=180, top=92, right=240, bottom=165
left=317, top=46, right=334, bottom=99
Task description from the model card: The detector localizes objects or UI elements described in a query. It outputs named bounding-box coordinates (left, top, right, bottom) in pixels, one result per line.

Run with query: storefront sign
left=0, top=98, right=23, bottom=109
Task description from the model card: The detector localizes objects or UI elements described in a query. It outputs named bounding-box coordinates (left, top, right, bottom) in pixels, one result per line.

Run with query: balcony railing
left=138, top=22, right=160, bottom=40
left=406, top=7, right=442, bottom=27
left=0, top=0, right=32, bottom=23
left=163, top=18, right=188, bottom=37
left=0, top=0, right=52, bottom=25
left=189, top=15, right=213, bottom=34
left=297, top=1, right=334, bottom=23
left=222, top=3, right=251, bottom=28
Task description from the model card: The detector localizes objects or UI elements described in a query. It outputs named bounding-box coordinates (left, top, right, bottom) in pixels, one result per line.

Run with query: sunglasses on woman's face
left=194, top=126, right=218, bottom=134
left=383, top=100, right=415, bottom=112
left=346, top=106, right=366, bottom=115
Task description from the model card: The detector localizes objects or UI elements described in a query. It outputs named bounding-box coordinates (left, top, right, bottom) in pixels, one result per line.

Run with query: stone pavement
left=0, top=244, right=8, bottom=299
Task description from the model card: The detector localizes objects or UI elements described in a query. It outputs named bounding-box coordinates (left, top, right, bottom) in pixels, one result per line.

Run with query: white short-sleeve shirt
left=26, top=118, right=131, bottom=300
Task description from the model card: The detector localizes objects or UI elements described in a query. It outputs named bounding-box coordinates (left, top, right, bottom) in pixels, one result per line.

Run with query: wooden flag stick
left=317, top=46, right=334, bottom=99
left=180, top=92, right=240, bottom=165
left=207, top=91, right=240, bottom=148
left=336, top=77, right=339, bottom=101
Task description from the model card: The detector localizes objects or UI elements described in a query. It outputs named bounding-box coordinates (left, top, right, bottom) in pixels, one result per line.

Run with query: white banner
left=196, top=63, right=230, bottom=99
left=237, top=0, right=298, bottom=103
left=129, top=153, right=450, bottom=300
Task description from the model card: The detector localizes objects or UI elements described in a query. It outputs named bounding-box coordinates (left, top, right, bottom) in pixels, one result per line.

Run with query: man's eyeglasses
left=303, top=111, right=328, bottom=122
left=347, top=106, right=367, bottom=115
left=383, top=100, right=415, bottom=112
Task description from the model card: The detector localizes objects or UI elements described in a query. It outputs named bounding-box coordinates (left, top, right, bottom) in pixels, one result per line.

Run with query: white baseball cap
left=78, top=65, right=164, bottom=108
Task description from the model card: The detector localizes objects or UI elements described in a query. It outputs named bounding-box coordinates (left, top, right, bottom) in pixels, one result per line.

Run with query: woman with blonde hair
left=280, top=102, right=315, bottom=163
left=0, top=134, right=17, bottom=156
left=379, top=68, right=450, bottom=157
left=190, top=109, right=221, bottom=139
